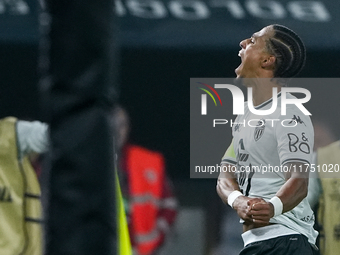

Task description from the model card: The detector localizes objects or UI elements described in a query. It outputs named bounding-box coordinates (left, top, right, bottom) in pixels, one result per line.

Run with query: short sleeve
left=275, top=108, right=314, bottom=166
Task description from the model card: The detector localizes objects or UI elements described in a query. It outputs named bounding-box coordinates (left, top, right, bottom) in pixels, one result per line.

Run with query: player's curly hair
left=266, top=24, right=306, bottom=80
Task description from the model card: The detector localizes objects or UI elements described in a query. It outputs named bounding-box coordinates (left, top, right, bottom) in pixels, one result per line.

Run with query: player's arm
left=276, top=162, right=309, bottom=212
left=216, top=163, right=240, bottom=204
left=274, top=112, right=314, bottom=214
left=250, top=111, right=314, bottom=225
left=249, top=162, right=309, bottom=225
left=217, top=165, right=258, bottom=223
left=216, top=141, right=261, bottom=223
left=216, top=140, right=239, bottom=203
left=216, top=147, right=239, bottom=203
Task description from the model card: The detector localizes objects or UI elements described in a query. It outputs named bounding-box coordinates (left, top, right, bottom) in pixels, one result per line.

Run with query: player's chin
left=235, top=64, right=246, bottom=80
left=233, top=75, right=244, bottom=87
left=235, top=66, right=241, bottom=77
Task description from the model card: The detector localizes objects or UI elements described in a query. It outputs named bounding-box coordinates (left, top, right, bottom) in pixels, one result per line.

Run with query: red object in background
left=120, top=144, right=178, bottom=255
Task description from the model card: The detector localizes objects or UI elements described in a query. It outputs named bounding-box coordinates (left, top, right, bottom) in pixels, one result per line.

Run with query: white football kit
left=222, top=92, right=318, bottom=245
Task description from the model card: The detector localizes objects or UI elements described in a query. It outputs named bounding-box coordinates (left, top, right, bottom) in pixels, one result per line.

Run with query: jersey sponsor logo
left=289, top=115, right=306, bottom=126
left=287, top=132, right=310, bottom=154
left=254, top=119, right=265, bottom=141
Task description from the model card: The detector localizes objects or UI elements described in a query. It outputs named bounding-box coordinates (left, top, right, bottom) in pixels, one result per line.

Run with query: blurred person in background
left=216, top=24, right=319, bottom=255
left=112, top=105, right=178, bottom=255
left=0, top=115, right=133, bottom=254
left=8, top=115, right=132, bottom=255
left=0, top=117, right=48, bottom=254
left=307, top=119, right=340, bottom=255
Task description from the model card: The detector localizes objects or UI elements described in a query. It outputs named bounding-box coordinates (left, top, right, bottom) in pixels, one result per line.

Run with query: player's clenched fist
left=232, top=197, right=262, bottom=223
left=247, top=198, right=275, bottom=227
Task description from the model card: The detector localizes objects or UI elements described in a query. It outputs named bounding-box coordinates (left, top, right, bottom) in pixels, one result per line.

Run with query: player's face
left=235, top=26, right=274, bottom=81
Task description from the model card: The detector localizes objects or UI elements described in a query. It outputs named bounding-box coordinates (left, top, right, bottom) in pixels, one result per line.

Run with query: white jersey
left=221, top=92, right=318, bottom=244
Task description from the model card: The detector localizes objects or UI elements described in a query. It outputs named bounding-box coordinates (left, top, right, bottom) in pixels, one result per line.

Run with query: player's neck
left=251, top=81, right=281, bottom=107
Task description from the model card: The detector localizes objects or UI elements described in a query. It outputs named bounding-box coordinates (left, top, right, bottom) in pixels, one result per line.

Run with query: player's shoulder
left=277, top=93, right=312, bottom=123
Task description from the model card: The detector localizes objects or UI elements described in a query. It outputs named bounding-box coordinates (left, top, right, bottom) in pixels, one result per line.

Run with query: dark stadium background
left=1, top=0, right=339, bottom=253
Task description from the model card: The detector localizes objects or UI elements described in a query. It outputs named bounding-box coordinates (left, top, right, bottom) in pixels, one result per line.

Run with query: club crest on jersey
left=254, top=119, right=266, bottom=142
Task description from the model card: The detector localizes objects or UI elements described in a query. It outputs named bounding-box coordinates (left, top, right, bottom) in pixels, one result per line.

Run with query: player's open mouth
left=235, top=51, right=243, bottom=73
left=238, top=51, right=244, bottom=65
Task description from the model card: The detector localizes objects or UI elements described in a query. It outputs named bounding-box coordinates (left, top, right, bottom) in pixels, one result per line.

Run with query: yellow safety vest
left=116, top=169, right=132, bottom=255
left=0, top=117, right=42, bottom=255
left=317, top=140, right=340, bottom=255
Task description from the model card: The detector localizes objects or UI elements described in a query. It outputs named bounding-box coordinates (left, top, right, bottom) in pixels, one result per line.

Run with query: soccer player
left=216, top=24, right=319, bottom=254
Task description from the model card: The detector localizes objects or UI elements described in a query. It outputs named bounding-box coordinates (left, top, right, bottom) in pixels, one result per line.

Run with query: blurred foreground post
left=39, top=0, right=118, bottom=254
